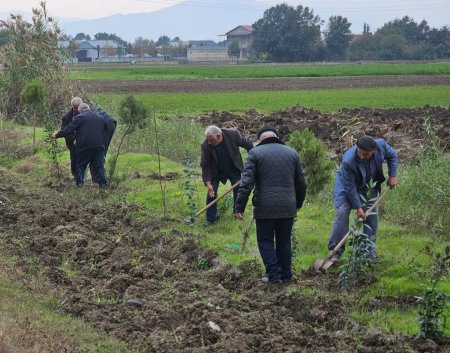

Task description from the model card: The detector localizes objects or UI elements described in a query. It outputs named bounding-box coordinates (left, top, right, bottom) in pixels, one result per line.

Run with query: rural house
left=225, top=25, right=254, bottom=60
left=59, top=39, right=126, bottom=62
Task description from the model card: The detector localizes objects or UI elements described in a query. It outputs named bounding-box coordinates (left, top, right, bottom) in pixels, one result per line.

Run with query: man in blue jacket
left=328, top=135, right=398, bottom=262
left=235, top=126, right=307, bottom=284
left=52, top=103, right=108, bottom=188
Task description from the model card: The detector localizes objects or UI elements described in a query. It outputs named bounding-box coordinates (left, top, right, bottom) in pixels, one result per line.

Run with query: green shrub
left=287, top=129, right=334, bottom=196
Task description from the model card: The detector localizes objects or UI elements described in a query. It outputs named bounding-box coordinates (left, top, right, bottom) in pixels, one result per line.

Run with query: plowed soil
left=78, top=75, right=450, bottom=93
left=196, top=106, right=450, bottom=162
left=0, top=169, right=448, bottom=352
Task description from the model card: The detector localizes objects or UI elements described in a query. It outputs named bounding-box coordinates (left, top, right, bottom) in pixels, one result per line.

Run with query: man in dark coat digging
left=235, top=126, right=307, bottom=284
left=200, top=125, right=253, bottom=226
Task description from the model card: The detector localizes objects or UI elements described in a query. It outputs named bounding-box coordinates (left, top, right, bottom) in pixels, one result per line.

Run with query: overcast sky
left=1, top=0, right=449, bottom=32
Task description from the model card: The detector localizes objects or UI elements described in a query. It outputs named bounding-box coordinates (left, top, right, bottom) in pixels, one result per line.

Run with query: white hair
left=78, top=103, right=90, bottom=112
left=205, top=125, right=222, bottom=137
left=71, top=97, right=82, bottom=107
left=258, top=131, right=278, bottom=141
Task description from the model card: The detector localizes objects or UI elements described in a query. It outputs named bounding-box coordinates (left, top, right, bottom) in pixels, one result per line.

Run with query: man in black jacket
left=90, top=107, right=117, bottom=183
left=200, top=125, right=253, bottom=226
left=52, top=103, right=108, bottom=188
left=235, top=126, right=307, bottom=284
left=60, top=97, right=82, bottom=178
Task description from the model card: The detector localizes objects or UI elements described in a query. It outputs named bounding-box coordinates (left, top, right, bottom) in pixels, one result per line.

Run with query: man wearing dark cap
left=200, top=125, right=253, bottom=226
left=328, top=135, right=398, bottom=262
left=235, top=127, right=307, bottom=284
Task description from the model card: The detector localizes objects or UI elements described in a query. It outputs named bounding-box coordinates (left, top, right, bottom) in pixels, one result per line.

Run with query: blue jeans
left=75, top=147, right=107, bottom=187
left=256, top=218, right=295, bottom=281
left=205, top=174, right=240, bottom=222
left=328, top=198, right=378, bottom=257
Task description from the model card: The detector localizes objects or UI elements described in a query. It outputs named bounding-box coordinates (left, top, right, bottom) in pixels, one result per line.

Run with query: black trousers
left=255, top=218, right=295, bottom=281
left=75, top=147, right=107, bottom=187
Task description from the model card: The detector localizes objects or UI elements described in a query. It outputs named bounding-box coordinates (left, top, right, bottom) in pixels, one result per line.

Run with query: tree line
left=1, top=2, right=449, bottom=62
left=252, top=3, right=450, bottom=62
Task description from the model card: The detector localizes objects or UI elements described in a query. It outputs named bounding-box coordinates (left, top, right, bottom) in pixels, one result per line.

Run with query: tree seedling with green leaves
left=182, top=155, right=198, bottom=224
left=338, top=186, right=384, bottom=289
left=416, top=245, right=449, bottom=340
left=107, top=95, right=148, bottom=185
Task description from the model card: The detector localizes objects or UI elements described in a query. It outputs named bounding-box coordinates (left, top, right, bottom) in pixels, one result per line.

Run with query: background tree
left=252, top=4, right=322, bottom=62
left=132, top=37, right=157, bottom=56
left=74, top=32, right=89, bottom=40
left=0, top=2, right=71, bottom=125
left=93, top=32, right=127, bottom=47
left=108, top=95, right=148, bottom=185
left=20, top=79, right=47, bottom=145
left=324, top=15, right=352, bottom=60
left=228, top=40, right=240, bottom=62
left=156, top=35, right=171, bottom=47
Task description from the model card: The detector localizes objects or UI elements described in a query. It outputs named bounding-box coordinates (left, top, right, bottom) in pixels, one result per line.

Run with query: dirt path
left=0, top=169, right=448, bottom=352
left=77, top=74, right=450, bottom=93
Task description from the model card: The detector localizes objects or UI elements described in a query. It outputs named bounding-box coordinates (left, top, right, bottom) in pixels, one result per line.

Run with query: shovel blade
left=313, top=258, right=325, bottom=271
left=321, top=259, right=335, bottom=270
left=313, top=256, right=336, bottom=271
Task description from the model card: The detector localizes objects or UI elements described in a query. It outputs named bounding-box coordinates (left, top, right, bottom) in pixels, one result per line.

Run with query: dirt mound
left=0, top=170, right=448, bottom=352
left=196, top=106, right=450, bottom=162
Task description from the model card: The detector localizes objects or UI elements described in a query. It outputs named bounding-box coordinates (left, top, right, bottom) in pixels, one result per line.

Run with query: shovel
left=313, top=187, right=390, bottom=272
left=185, top=181, right=240, bottom=223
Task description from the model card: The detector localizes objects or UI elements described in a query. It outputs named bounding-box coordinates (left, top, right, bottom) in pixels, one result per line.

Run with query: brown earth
left=0, top=169, right=448, bottom=352
left=77, top=74, right=450, bottom=93
left=195, top=106, right=450, bottom=162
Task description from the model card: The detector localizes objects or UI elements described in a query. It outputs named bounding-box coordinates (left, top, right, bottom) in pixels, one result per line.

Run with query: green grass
left=94, top=85, right=450, bottom=116
left=70, top=62, right=450, bottom=80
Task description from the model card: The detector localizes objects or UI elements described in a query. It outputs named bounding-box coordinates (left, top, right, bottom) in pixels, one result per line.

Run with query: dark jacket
left=60, top=108, right=79, bottom=149
left=200, top=128, right=253, bottom=184
left=93, top=107, right=117, bottom=150
left=334, top=138, right=398, bottom=209
left=55, top=111, right=107, bottom=153
left=235, top=137, right=307, bottom=219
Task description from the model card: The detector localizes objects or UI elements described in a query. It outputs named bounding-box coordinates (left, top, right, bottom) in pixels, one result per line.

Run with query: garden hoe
left=184, top=181, right=240, bottom=224
left=313, top=187, right=390, bottom=272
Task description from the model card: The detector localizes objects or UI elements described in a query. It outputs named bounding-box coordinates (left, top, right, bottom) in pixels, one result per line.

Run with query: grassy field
left=94, top=85, right=450, bottom=116
left=1, top=59, right=449, bottom=348
left=71, top=62, right=450, bottom=80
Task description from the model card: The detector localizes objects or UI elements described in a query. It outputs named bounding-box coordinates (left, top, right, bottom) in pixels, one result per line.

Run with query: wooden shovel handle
left=195, top=180, right=241, bottom=217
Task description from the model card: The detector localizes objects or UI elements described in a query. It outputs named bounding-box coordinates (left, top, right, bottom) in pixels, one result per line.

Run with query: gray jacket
left=235, top=137, right=307, bottom=219
left=200, top=128, right=253, bottom=184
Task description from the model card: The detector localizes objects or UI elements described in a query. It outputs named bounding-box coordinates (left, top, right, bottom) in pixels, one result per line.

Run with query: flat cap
left=356, top=135, right=377, bottom=151
left=257, top=126, right=279, bottom=139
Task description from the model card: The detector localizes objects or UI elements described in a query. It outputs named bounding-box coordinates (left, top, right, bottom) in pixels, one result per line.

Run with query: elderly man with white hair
left=235, top=126, right=307, bottom=284
left=52, top=103, right=108, bottom=188
left=60, top=97, right=82, bottom=179
left=200, top=125, right=253, bottom=226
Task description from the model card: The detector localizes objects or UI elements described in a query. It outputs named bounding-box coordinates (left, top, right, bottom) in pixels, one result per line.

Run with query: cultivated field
left=1, top=61, right=449, bottom=352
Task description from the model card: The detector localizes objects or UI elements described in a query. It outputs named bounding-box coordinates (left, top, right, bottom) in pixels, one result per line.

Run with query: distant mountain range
left=60, top=0, right=266, bottom=42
